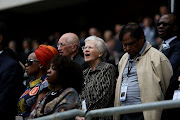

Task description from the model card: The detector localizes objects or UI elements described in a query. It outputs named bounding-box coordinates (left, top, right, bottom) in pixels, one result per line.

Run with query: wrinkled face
left=83, top=40, right=102, bottom=63
left=57, top=37, right=73, bottom=57
left=122, top=32, right=144, bottom=58
left=25, top=53, right=40, bottom=76
left=47, top=63, right=58, bottom=84
left=157, top=15, right=176, bottom=40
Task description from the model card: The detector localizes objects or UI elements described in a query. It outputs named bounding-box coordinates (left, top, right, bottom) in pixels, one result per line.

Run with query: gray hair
left=84, top=36, right=107, bottom=61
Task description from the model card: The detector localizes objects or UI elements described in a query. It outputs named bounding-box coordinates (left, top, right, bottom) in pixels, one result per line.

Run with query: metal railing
left=34, top=100, right=180, bottom=120
left=33, top=109, right=85, bottom=120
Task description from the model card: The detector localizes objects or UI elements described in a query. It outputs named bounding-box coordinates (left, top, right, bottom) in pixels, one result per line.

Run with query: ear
left=98, top=52, right=103, bottom=58
left=72, top=43, right=78, bottom=52
left=39, top=64, right=44, bottom=69
left=140, top=34, right=145, bottom=41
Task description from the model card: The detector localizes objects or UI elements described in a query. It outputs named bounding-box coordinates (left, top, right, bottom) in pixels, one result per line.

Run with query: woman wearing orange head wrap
left=17, top=45, right=58, bottom=120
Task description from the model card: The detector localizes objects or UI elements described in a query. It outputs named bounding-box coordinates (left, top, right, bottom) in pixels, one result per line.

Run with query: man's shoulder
left=119, top=53, right=129, bottom=62
left=168, top=38, right=180, bottom=49
left=148, top=47, right=170, bottom=61
left=170, top=38, right=180, bottom=45
left=73, top=53, right=85, bottom=63
left=0, top=51, right=19, bottom=70
left=0, top=51, right=18, bottom=64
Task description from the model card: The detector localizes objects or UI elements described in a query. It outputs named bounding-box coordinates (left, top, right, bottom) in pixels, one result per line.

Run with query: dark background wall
left=0, top=0, right=178, bottom=47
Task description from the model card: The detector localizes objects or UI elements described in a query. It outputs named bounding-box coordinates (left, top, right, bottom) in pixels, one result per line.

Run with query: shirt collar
left=165, top=36, right=177, bottom=44
left=139, top=41, right=147, bottom=55
left=88, top=60, right=104, bottom=72
left=0, top=50, right=3, bottom=54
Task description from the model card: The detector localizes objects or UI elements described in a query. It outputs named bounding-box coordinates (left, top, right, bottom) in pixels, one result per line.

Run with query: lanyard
left=127, top=59, right=134, bottom=78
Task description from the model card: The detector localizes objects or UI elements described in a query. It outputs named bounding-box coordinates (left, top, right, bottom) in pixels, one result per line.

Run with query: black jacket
left=0, top=48, right=25, bottom=120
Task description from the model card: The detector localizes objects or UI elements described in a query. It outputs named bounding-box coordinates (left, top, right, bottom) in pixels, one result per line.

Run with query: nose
left=25, top=63, right=28, bottom=67
left=123, top=45, right=131, bottom=53
left=84, top=48, right=90, bottom=53
left=47, top=68, right=51, bottom=73
left=126, top=45, right=131, bottom=51
left=157, top=23, right=164, bottom=28
left=58, top=45, right=61, bottom=50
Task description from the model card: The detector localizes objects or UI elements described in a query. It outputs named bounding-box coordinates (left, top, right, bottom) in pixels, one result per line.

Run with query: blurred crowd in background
left=6, top=5, right=169, bottom=72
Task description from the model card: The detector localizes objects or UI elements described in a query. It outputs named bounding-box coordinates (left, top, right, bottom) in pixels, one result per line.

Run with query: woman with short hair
left=77, top=36, right=116, bottom=120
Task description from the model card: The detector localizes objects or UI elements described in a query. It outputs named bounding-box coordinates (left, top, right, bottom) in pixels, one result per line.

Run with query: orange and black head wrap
left=35, top=45, right=58, bottom=67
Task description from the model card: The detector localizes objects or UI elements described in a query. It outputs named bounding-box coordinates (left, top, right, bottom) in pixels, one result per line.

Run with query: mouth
left=158, top=31, right=164, bottom=35
left=85, top=53, right=90, bottom=57
left=59, top=52, right=63, bottom=55
left=46, top=75, right=49, bottom=79
left=25, top=69, right=28, bottom=73
left=158, top=29, right=164, bottom=35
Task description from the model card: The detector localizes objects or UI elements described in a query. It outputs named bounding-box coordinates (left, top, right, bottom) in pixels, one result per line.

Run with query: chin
left=84, top=58, right=89, bottom=61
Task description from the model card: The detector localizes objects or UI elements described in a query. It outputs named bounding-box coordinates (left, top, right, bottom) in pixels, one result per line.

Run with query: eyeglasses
left=82, top=46, right=95, bottom=51
left=157, top=22, right=174, bottom=27
left=26, top=59, right=39, bottom=66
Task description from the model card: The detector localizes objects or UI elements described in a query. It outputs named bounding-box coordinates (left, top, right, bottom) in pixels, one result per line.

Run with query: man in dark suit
left=158, top=14, right=180, bottom=73
left=57, top=33, right=88, bottom=70
left=158, top=14, right=180, bottom=120
left=0, top=22, right=25, bottom=119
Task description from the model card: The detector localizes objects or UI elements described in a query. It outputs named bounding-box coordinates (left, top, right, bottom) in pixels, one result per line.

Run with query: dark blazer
left=72, top=52, right=89, bottom=70
left=161, top=67, right=180, bottom=120
left=0, top=48, right=24, bottom=120
left=162, top=38, right=180, bottom=73
left=161, top=38, right=180, bottom=120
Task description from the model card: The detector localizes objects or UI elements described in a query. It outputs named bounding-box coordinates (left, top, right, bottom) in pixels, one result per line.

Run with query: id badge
left=82, top=100, right=87, bottom=112
left=15, top=116, right=23, bottom=120
left=120, top=83, right=128, bottom=101
left=173, top=90, right=180, bottom=100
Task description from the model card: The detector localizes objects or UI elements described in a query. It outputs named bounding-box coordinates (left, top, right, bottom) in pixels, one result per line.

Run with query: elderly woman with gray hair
left=77, top=36, right=116, bottom=120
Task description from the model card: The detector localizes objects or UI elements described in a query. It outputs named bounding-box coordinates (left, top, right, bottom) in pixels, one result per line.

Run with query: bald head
left=60, top=33, right=79, bottom=47
left=57, top=33, right=80, bottom=58
left=161, top=14, right=177, bottom=24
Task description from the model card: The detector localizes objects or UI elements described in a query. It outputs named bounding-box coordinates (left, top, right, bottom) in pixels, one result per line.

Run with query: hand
left=75, top=116, right=85, bottom=120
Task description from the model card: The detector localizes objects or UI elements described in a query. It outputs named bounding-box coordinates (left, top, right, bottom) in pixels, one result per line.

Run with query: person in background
left=0, top=22, right=25, bottom=120
left=142, top=16, right=156, bottom=47
left=57, top=32, right=88, bottom=70
left=159, top=5, right=168, bottom=16
left=31, top=39, right=40, bottom=52
left=161, top=67, right=180, bottom=120
left=29, top=55, right=83, bottom=119
left=114, top=23, right=173, bottom=120
left=18, top=45, right=58, bottom=119
left=157, top=14, right=180, bottom=120
left=20, top=38, right=33, bottom=65
left=8, top=40, right=17, bottom=53
left=76, top=36, right=116, bottom=120
left=158, top=14, right=180, bottom=73
left=88, top=27, right=102, bottom=38
left=113, top=24, right=125, bottom=65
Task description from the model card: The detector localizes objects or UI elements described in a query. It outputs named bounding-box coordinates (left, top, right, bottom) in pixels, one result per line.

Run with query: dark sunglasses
left=157, top=22, right=174, bottom=27
left=26, top=59, right=39, bottom=66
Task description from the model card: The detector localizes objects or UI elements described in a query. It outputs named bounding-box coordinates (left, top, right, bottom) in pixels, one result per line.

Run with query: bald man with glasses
left=57, top=33, right=88, bottom=70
